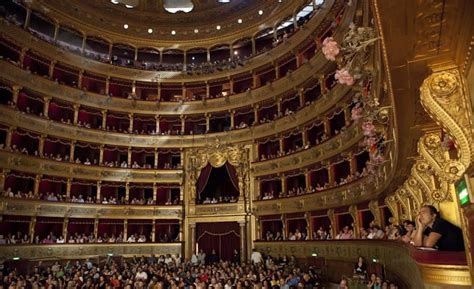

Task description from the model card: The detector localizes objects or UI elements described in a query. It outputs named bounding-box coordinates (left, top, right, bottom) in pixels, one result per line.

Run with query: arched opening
left=196, top=162, right=239, bottom=204
left=196, top=222, right=240, bottom=262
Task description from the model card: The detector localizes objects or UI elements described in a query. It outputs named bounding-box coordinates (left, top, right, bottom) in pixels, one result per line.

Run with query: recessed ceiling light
left=123, top=24, right=129, bottom=29
left=192, top=56, right=195, bottom=60
left=111, top=0, right=119, bottom=4
left=258, top=10, right=263, bottom=15
left=237, top=19, right=242, bottom=24
left=216, top=25, right=221, bottom=30
left=194, top=29, right=199, bottom=33
left=125, top=4, right=134, bottom=8
left=148, top=28, right=153, bottom=33
left=233, top=51, right=238, bottom=55
left=171, top=30, right=176, bottom=35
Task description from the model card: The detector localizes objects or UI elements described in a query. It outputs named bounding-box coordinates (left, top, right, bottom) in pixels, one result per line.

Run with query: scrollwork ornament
left=431, top=189, right=447, bottom=203
left=428, top=72, right=458, bottom=97
left=442, top=161, right=466, bottom=182
left=422, top=133, right=441, bottom=150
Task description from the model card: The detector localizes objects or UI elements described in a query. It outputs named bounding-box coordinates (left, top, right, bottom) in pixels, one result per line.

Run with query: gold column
left=279, top=135, right=284, bottom=153
left=180, top=115, right=186, bottom=134
left=206, top=82, right=210, bottom=98
left=43, top=97, right=51, bottom=118
left=349, top=153, right=357, bottom=176
left=229, top=78, right=234, bottom=94
left=12, top=86, right=22, bottom=105
left=94, top=218, right=99, bottom=239
left=302, top=129, right=308, bottom=147
left=328, top=164, right=335, bottom=186
left=275, top=64, right=280, bottom=79
left=251, top=37, right=256, bottom=54
left=127, top=147, right=132, bottom=167
left=73, top=104, right=80, bottom=125
left=205, top=114, right=210, bottom=132
left=155, top=115, right=160, bottom=134
left=48, top=61, right=56, bottom=79
left=66, top=178, right=72, bottom=199
left=101, top=110, right=107, bottom=129
left=151, top=219, right=156, bottom=242
left=69, top=140, right=76, bottom=163
left=154, top=149, right=159, bottom=168
left=344, top=105, right=351, bottom=126
left=107, top=43, right=113, bottom=62
left=253, top=105, right=259, bottom=124
left=281, top=176, right=287, bottom=195
left=33, top=174, right=41, bottom=196
left=128, top=113, right=134, bottom=133
left=276, top=97, right=282, bottom=116
left=77, top=70, right=84, bottom=88
left=323, top=118, right=331, bottom=137
left=19, top=48, right=28, bottom=68
left=0, top=169, right=8, bottom=192
left=96, top=181, right=102, bottom=203
left=38, top=134, right=46, bottom=157
left=24, top=8, right=31, bottom=29
left=124, top=219, right=128, bottom=240
left=125, top=182, right=130, bottom=202
left=252, top=71, right=260, bottom=88
left=132, top=80, right=136, bottom=95
left=152, top=183, right=157, bottom=203
left=182, top=85, right=186, bottom=100
left=305, top=212, right=312, bottom=240
left=298, top=88, right=305, bottom=107
left=281, top=214, right=287, bottom=240
left=134, top=48, right=138, bottom=61
left=327, top=209, right=336, bottom=238
left=319, top=75, right=327, bottom=94
left=349, top=205, right=360, bottom=239
left=239, top=221, right=247, bottom=263
left=29, top=216, right=36, bottom=242
left=305, top=170, right=311, bottom=190
left=53, top=23, right=59, bottom=42
left=5, top=127, right=15, bottom=149
left=81, top=34, right=87, bottom=54
left=190, top=223, right=196, bottom=255
left=230, top=110, right=235, bottom=129
left=105, top=77, right=110, bottom=95
left=157, top=83, right=161, bottom=100
left=99, top=145, right=104, bottom=165
left=63, top=217, right=69, bottom=240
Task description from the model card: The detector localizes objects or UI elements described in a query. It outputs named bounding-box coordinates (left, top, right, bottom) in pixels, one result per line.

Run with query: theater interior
left=0, top=0, right=473, bottom=288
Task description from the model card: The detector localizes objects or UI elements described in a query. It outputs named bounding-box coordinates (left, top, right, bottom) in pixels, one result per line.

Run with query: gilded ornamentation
left=428, top=72, right=458, bottom=97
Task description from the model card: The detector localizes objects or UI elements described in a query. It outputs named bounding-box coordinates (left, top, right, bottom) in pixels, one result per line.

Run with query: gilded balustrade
left=254, top=240, right=472, bottom=288
left=0, top=243, right=182, bottom=260
left=0, top=197, right=182, bottom=219
left=252, top=176, right=384, bottom=215
left=0, top=150, right=181, bottom=183
left=251, top=124, right=361, bottom=177
left=0, top=86, right=352, bottom=148
left=0, top=0, right=348, bottom=82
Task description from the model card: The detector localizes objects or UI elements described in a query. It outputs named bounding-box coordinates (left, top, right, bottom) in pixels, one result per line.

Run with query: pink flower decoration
left=322, top=37, right=340, bottom=61
left=335, top=68, right=355, bottom=86
left=372, top=154, right=385, bottom=164
left=351, top=106, right=363, bottom=122
left=364, top=136, right=378, bottom=147
left=361, top=121, right=376, bottom=136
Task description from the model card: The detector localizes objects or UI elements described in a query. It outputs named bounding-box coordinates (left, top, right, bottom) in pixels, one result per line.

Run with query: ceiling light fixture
left=123, top=24, right=129, bottom=29
left=194, top=29, right=199, bottom=33
left=258, top=10, right=263, bottom=15
left=171, top=30, right=176, bottom=35
left=238, top=19, right=242, bottom=24
left=111, top=0, right=119, bottom=4
left=125, top=4, right=134, bottom=8
left=148, top=28, right=153, bottom=33
left=216, top=25, right=221, bottom=30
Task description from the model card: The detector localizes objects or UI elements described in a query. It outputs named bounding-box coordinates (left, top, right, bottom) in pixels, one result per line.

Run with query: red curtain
left=225, top=162, right=239, bottom=192
left=196, top=163, right=212, bottom=195
left=197, top=222, right=240, bottom=261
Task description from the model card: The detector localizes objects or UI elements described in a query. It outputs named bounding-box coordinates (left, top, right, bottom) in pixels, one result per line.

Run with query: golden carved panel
left=0, top=150, right=181, bottom=183
left=0, top=197, right=182, bottom=219
left=0, top=86, right=352, bottom=148
left=0, top=243, right=182, bottom=260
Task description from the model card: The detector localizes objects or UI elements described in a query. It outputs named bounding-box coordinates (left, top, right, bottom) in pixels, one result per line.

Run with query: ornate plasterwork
left=185, top=140, right=250, bottom=202
left=386, top=67, right=473, bottom=220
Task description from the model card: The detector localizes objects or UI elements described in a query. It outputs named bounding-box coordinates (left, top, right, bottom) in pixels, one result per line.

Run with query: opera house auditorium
left=0, top=0, right=473, bottom=288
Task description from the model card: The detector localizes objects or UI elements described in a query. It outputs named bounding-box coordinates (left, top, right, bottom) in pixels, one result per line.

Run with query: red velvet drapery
left=196, top=163, right=212, bottom=195
left=196, top=222, right=240, bottom=261
left=225, top=162, right=239, bottom=192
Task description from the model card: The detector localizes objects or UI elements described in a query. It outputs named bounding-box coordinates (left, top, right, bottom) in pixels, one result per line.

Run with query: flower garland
left=322, top=23, right=386, bottom=177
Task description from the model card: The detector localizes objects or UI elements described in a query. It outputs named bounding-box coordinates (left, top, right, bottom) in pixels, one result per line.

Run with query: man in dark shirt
left=414, top=205, right=464, bottom=251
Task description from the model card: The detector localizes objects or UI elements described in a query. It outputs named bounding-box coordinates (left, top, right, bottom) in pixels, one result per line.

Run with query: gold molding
left=0, top=197, right=182, bottom=219
left=0, top=150, right=181, bottom=183
left=0, top=243, right=182, bottom=260
left=0, top=87, right=352, bottom=148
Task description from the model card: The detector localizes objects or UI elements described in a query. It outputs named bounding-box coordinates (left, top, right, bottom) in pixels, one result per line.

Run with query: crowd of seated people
left=259, top=173, right=365, bottom=201
left=338, top=256, right=400, bottom=289
left=199, top=195, right=238, bottom=204
left=2, top=187, right=180, bottom=206
left=0, top=231, right=179, bottom=245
